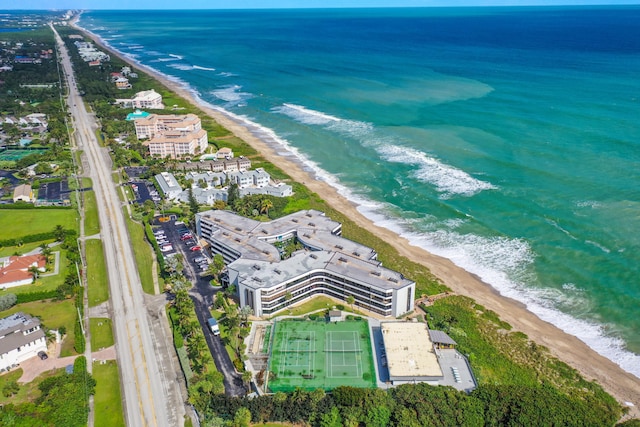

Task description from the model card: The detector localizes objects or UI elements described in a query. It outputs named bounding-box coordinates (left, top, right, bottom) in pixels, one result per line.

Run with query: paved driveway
left=17, top=346, right=116, bottom=383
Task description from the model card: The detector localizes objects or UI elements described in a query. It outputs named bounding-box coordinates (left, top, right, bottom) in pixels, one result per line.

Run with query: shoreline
left=73, top=19, right=640, bottom=417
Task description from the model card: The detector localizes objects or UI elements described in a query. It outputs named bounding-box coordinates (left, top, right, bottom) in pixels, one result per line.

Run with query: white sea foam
left=211, top=85, right=252, bottom=103
left=218, top=71, right=236, bottom=77
left=169, top=53, right=183, bottom=59
left=275, top=102, right=493, bottom=197
left=193, top=65, right=216, bottom=71
left=76, top=21, right=640, bottom=380
left=153, top=57, right=181, bottom=62
left=274, top=103, right=342, bottom=125
left=545, top=218, right=579, bottom=240
left=167, top=63, right=195, bottom=71
left=380, top=144, right=497, bottom=197
left=585, top=240, right=611, bottom=253
left=577, top=200, right=603, bottom=208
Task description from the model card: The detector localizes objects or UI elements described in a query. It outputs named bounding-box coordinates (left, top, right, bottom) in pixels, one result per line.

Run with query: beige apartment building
left=135, top=113, right=208, bottom=158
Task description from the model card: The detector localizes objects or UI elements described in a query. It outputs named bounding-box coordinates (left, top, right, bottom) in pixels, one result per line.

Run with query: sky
left=6, top=0, right=640, bottom=10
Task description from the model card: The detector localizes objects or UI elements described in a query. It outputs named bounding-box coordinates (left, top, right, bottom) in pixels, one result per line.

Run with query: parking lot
left=152, top=218, right=210, bottom=275
left=130, top=181, right=156, bottom=205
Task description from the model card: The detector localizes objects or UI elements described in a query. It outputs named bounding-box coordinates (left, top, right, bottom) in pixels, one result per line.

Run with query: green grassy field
left=123, top=208, right=155, bottom=294
left=0, top=209, right=77, bottom=240
left=92, top=361, right=125, bottom=427
left=0, top=299, right=77, bottom=356
left=90, top=317, right=114, bottom=350
left=84, top=187, right=101, bottom=236
left=86, top=239, right=109, bottom=307
left=268, top=319, right=376, bottom=392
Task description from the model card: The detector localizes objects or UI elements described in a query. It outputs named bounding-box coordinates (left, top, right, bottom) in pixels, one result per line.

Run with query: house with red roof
left=0, top=254, right=46, bottom=289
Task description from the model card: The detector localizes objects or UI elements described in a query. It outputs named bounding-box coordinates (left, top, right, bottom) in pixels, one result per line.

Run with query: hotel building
left=195, top=210, right=415, bottom=317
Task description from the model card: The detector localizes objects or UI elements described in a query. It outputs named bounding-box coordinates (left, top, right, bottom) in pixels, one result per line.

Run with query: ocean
left=79, top=7, right=640, bottom=378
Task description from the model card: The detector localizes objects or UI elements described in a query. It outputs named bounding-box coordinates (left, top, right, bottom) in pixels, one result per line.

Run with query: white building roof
left=381, top=322, right=443, bottom=379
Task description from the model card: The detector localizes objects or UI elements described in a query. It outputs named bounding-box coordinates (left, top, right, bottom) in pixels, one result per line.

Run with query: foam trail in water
left=275, top=102, right=495, bottom=197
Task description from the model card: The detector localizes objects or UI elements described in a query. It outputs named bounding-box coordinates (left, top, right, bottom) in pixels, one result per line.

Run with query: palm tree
left=28, top=265, right=40, bottom=283
left=40, top=243, right=52, bottom=265
left=260, top=198, right=274, bottom=217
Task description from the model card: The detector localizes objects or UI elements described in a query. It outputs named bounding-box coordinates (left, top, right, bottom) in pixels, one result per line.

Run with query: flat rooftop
left=229, top=249, right=411, bottom=292
left=381, top=322, right=443, bottom=379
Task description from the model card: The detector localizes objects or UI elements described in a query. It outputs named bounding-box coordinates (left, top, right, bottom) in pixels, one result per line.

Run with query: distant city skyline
left=7, top=0, right=640, bottom=11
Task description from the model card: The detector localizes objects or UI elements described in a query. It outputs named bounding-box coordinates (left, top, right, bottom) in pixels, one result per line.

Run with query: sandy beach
left=75, top=22, right=640, bottom=418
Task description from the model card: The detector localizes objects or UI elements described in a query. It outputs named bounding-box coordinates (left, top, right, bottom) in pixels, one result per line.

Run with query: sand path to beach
left=77, top=22, right=640, bottom=419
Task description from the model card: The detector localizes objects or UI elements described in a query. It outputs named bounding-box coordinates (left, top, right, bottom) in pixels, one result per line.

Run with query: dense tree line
left=198, top=383, right=621, bottom=427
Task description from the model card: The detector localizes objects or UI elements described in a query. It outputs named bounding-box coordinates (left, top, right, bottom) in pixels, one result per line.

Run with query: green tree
left=232, top=407, right=251, bottom=427
left=346, top=294, right=355, bottom=312
left=53, top=224, right=66, bottom=241
left=365, top=406, right=391, bottom=427
left=320, top=407, right=342, bottom=427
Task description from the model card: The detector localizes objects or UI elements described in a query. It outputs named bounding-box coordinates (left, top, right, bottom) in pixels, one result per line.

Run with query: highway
left=52, top=25, right=175, bottom=427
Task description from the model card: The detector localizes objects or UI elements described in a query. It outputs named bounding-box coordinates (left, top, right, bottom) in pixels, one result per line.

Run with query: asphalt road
left=52, top=25, right=178, bottom=427
left=157, top=219, right=247, bottom=396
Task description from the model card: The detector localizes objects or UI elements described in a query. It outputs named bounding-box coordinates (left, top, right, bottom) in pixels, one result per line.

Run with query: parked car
left=38, top=351, right=48, bottom=360
left=186, top=241, right=196, bottom=247
left=194, top=257, right=206, bottom=263
left=181, top=234, right=192, bottom=240
left=191, top=246, right=201, bottom=252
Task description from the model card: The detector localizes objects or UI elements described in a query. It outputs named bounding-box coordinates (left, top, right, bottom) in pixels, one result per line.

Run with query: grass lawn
left=0, top=298, right=78, bottom=357
left=272, top=296, right=338, bottom=318
left=90, top=317, right=114, bottom=350
left=123, top=208, right=155, bottom=294
left=93, top=360, right=125, bottom=427
left=84, top=188, right=101, bottom=236
left=86, top=239, right=109, bottom=307
left=0, top=239, right=53, bottom=258
left=0, top=209, right=78, bottom=240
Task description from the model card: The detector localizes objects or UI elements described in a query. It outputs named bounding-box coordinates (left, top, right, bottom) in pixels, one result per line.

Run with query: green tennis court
left=0, top=148, right=47, bottom=161
left=267, top=318, right=376, bottom=392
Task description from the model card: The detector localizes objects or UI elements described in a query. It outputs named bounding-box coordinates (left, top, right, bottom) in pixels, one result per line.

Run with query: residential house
left=154, top=172, right=182, bottom=200
left=0, top=254, right=46, bottom=288
left=0, top=312, right=47, bottom=371
left=216, top=147, right=233, bottom=160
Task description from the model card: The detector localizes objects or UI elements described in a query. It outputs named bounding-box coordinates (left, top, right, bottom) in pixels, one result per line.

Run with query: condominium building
left=134, top=113, right=202, bottom=140
left=195, top=210, right=415, bottom=317
left=131, top=89, right=164, bottom=109
left=145, top=128, right=208, bottom=159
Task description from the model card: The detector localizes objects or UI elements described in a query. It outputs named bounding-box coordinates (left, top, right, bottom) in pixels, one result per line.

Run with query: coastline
left=73, top=19, right=640, bottom=417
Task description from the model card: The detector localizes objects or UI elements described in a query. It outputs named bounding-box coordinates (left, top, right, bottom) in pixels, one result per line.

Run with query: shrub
left=16, top=290, right=58, bottom=304
left=336, top=304, right=345, bottom=310
left=0, top=293, right=17, bottom=311
left=2, top=381, right=19, bottom=397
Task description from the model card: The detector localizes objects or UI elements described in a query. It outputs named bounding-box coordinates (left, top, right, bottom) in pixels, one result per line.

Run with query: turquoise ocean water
left=80, top=7, right=640, bottom=377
